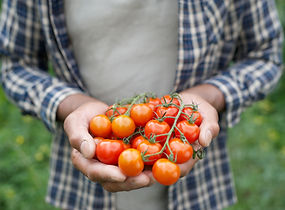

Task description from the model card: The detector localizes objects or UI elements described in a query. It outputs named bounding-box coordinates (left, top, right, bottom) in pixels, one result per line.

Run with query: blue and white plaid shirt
left=0, top=0, right=283, bottom=209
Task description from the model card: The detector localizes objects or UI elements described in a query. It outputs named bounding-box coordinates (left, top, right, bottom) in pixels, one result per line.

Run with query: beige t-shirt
left=65, top=0, right=178, bottom=209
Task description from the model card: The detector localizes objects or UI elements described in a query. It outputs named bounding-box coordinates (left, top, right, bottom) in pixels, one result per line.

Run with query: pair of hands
left=59, top=84, right=223, bottom=192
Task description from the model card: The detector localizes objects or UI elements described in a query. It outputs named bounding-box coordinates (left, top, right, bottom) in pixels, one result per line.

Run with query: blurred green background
left=0, top=1, right=284, bottom=210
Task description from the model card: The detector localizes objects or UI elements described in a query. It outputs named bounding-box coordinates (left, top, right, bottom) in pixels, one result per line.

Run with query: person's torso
left=65, top=1, right=178, bottom=209
left=65, top=0, right=178, bottom=105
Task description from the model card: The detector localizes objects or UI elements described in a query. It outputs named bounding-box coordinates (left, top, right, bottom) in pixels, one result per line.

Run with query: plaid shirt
left=0, top=0, right=283, bottom=209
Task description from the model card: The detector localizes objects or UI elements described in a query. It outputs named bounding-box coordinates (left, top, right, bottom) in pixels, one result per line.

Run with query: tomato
left=144, top=119, right=170, bottom=144
left=118, top=148, right=144, bottom=177
left=155, top=105, right=179, bottom=126
left=131, top=135, right=147, bottom=149
left=146, top=97, right=161, bottom=111
left=130, top=104, right=153, bottom=127
left=105, top=105, right=127, bottom=118
left=95, top=139, right=124, bottom=165
left=137, top=140, right=162, bottom=165
left=175, top=120, right=200, bottom=144
left=145, top=103, right=156, bottom=112
left=89, top=114, right=112, bottom=138
left=165, top=138, right=193, bottom=164
left=122, top=142, right=131, bottom=150
left=112, top=115, right=136, bottom=138
left=152, top=158, right=180, bottom=186
left=180, top=107, right=203, bottom=126
left=147, top=97, right=161, bottom=106
left=160, top=95, right=180, bottom=106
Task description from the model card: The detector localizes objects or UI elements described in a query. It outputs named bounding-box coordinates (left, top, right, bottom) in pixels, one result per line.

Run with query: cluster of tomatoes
left=89, top=93, right=203, bottom=186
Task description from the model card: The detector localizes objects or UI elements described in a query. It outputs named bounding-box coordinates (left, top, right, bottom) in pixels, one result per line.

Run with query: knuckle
left=88, top=171, right=109, bottom=184
left=86, top=170, right=97, bottom=181
left=86, top=167, right=104, bottom=183
left=86, top=167, right=102, bottom=183
left=71, top=149, right=80, bottom=168
left=68, top=134, right=81, bottom=148
left=101, top=183, right=118, bottom=192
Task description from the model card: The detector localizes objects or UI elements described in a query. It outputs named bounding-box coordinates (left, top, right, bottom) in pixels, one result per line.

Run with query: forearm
left=57, top=93, right=108, bottom=122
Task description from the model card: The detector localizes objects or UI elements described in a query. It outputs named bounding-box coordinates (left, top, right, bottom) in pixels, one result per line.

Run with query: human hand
left=178, top=84, right=224, bottom=176
left=71, top=148, right=155, bottom=192
left=60, top=94, right=154, bottom=192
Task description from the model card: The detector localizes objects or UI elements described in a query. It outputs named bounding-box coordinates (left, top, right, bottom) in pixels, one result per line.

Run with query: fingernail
left=203, top=130, right=212, bottom=147
left=80, top=139, right=94, bottom=159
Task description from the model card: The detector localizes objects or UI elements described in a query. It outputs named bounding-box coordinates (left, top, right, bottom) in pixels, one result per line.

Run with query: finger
left=143, top=169, right=156, bottom=186
left=64, top=111, right=96, bottom=159
left=178, top=157, right=199, bottom=177
left=198, top=106, right=220, bottom=147
left=71, top=149, right=126, bottom=183
left=101, top=172, right=153, bottom=192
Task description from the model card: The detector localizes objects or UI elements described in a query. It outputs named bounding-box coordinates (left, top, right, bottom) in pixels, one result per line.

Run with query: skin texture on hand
left=58, top=93, right=154, bottom=192
left=58, top=83, right=224, bottom=191
left=178, top=83, right=225, bottom=176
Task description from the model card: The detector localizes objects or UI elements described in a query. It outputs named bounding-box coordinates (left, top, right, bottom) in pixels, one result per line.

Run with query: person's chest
left=64, top=0, right=178, bottom=103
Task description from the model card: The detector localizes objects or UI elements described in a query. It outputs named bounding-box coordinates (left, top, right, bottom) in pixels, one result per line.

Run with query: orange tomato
left=118, top=148, right=144, bottom=176
left=89, top=115, right=112, bottom=138
left=112, top=115, right=136, bottom=138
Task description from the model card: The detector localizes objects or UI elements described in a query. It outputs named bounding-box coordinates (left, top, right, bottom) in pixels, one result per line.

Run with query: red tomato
left=105, top=105, right=127, bottom=118
left=118, top=148, right=144, bottom=177
left=152, top=158, right=180, bottom=186
left=112, top=115, right=136, bottom=138
left=145, top=103, right=156, bottom=112
left=155, top=105, right=179, bottom=126
left=147, top=97, right=161, bottom=106
left=95, top=139, right=124, bottom=165
left=146, top=97, right=161, bottom=111
left=165, top=138, right=193, bottom=164
left=131, top=135, right=147, bottom=149
left=180, top=107, right=203, bottom=126
left=175, top=120, right=200, bottom=144
left=130, top=104, right=153, bottom=127
left=137, top=140, right=162, bottom=165
left=160, top=95, right=180, bottom=106
left=122, top=142, right=131, bottom=150
left=144, top=119, right=170, bottom=144
left=89, top=114, right=112, bottom=138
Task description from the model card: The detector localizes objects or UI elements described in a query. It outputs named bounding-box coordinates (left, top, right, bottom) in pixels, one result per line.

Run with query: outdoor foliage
left=0, top=1, right=284, bottom=210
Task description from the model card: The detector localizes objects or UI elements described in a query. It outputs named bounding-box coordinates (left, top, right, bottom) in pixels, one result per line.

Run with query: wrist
left=179, top=84, right=225, bottom=112
left=57, top=93, right=106, bottom=121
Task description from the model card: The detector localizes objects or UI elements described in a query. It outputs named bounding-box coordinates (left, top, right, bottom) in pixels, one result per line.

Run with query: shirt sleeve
left=203, top=0, right=283, bottom=127
left=0, top=0, right=83, bottom=132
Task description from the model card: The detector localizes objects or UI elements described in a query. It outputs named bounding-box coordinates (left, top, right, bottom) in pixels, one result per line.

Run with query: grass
left=0, top=1, right=285, bottom=210
left=225, top=1, right=285, bottom=209
left=225, top=76, right=285, bottom=210
left=0, top=91, right=55, bottom=210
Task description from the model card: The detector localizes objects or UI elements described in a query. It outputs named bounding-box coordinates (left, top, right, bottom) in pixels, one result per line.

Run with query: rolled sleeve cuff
left=203, top=74, right=244, bottom=128
left=40, top=83, right=84, bottom=133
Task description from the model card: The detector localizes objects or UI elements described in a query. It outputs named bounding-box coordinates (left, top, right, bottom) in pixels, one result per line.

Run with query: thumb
left=80, top=138, right=96, bottom=159
left=198, top=122, right=220, bottom=147
left=64, top=113, right=96, bottom=159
